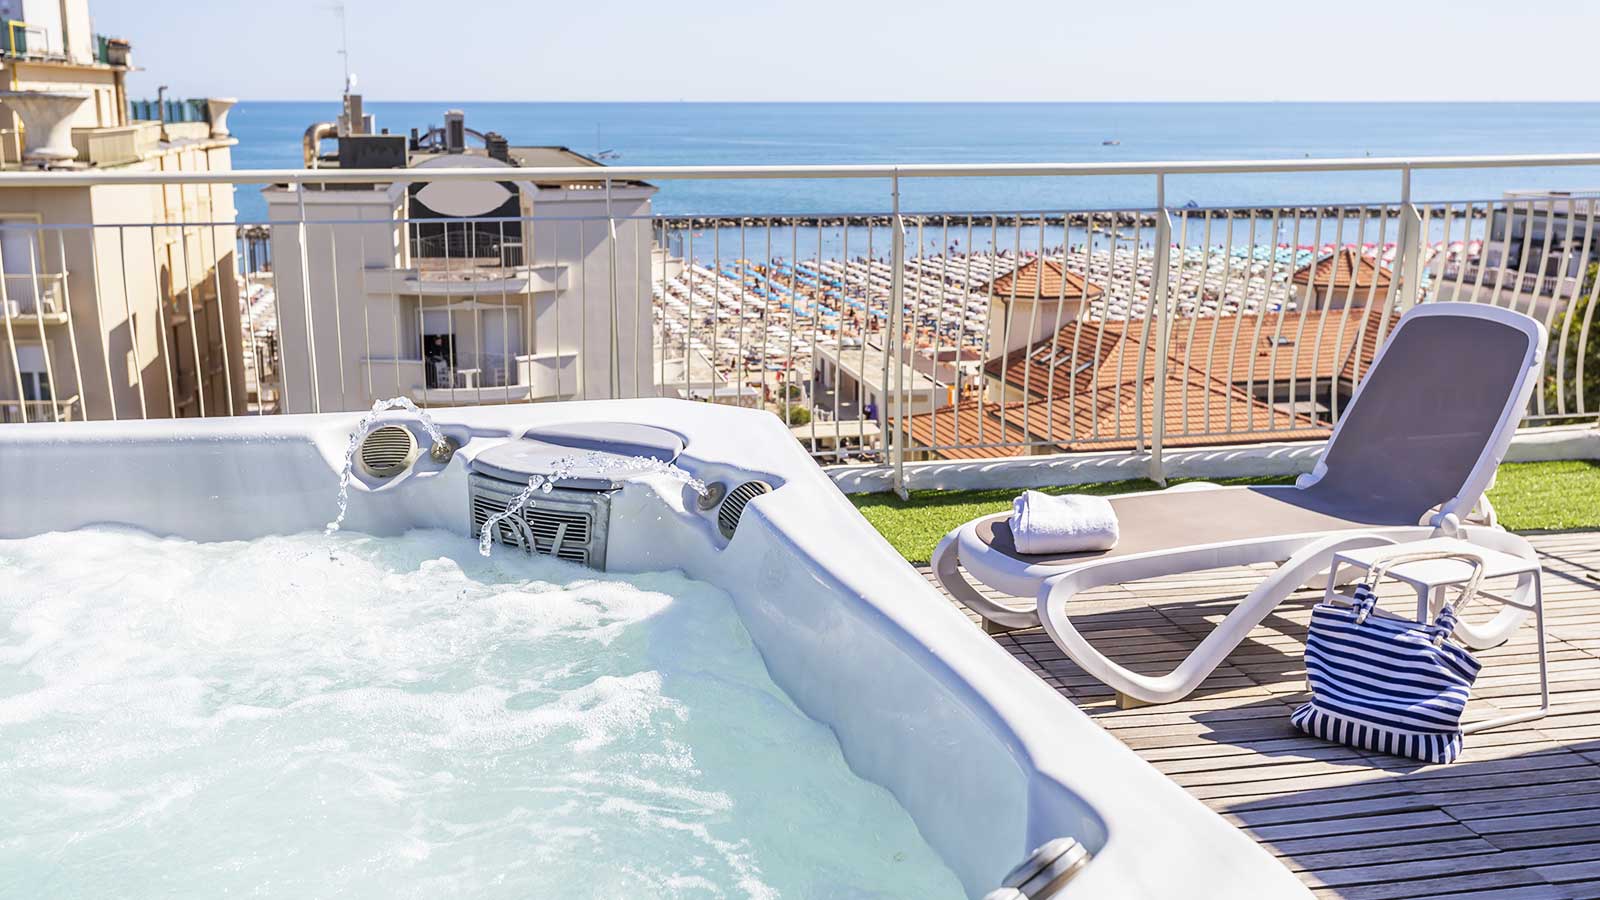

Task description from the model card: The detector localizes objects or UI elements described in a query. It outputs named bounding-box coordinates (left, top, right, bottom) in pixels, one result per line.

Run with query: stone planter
left=206, top=97, right=237, bottom=138
left=0, top=91, right=90, bottom=166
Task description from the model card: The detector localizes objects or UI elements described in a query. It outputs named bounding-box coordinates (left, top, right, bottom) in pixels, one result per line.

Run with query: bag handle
left=1357, top=548, right=1487, bottom=646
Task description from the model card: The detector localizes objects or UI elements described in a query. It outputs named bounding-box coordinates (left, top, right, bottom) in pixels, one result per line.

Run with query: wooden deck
left=921, top=530, right=1600, bottom=900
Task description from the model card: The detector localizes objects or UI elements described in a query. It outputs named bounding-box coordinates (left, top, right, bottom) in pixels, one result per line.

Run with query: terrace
left=922, top=526, right=1600, bottom=900
left=1, top=154, right=1598, bottom=897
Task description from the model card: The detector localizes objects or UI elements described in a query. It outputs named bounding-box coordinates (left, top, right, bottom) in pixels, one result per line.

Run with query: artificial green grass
left=848, top=460, right=1600, bottom=565
left=1484, top=459, right=1600, bottom=532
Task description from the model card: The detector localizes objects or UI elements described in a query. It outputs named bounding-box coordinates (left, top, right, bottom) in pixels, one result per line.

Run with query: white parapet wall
left=828, top=424, right=1600, bottom=495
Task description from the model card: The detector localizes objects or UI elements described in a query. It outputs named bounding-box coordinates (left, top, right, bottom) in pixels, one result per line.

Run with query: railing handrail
left=5, top=152, right=1600, bottom=188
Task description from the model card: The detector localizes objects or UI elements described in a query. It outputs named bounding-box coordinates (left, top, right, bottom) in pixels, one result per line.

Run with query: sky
left=94, top=0, right=1593, bottom=103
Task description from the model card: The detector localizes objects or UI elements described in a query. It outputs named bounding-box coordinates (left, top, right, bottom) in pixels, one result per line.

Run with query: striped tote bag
left=1291, top=553, right=1485, bottom=764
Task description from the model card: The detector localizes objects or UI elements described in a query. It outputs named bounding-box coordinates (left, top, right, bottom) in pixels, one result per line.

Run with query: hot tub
left=0, top=400, right=1308, bottom=898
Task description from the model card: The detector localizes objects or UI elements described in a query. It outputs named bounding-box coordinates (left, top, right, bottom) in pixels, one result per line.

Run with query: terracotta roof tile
left=982, top=320, right=1160, bottom=394
left=986, top=309, right=1399, bottom=401
left=900, top=399, right=1038, bottom=458
left=980, top=257, right=1106, bottom=302
left=1292, top=247, right=1392, bottom=294
left=901, top=371, right=1329, bottom=459
left=1165, top=309, right=1398, bottom=388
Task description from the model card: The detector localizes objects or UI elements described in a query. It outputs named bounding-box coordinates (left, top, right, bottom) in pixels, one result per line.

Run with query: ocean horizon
left=222, top=101, right=1600, bottom=222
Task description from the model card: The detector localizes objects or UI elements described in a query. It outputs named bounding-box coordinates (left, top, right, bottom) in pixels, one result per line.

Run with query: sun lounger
left=931, top=302, right=1546, bottom=705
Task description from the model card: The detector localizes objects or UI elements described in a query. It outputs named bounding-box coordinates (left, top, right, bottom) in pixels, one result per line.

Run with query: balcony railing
left=0, top=155, right=1595, bottom=494
left=0, top=395, right=77, bottom=423
left=0, top=272, right=66, bottom=317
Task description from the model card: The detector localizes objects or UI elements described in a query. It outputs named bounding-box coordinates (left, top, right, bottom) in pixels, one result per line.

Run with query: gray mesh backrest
left=1304, top=313, right=1531, bottom=522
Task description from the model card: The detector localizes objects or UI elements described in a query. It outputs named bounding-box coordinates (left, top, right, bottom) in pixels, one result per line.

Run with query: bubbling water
left=477, top=451, right=709, bottom=558
left=326, top=398, right=449, bottom=537
left=0, top=527, right=963, bottom=899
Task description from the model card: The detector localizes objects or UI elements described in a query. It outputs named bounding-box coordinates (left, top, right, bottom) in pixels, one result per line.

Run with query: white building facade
left=265, top=128, right=658, bottom=414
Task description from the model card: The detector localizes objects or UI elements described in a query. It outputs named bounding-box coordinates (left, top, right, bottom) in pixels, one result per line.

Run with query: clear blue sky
left=94, top=0, right=1590, bottom=103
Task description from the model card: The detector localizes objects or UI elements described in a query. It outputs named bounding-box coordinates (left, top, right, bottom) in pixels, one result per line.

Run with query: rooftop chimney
left=444, top=109, right=465, bottom=153
left=485, top=131, right=509, bottom=163
left=339, top=93, right=366, bottom=136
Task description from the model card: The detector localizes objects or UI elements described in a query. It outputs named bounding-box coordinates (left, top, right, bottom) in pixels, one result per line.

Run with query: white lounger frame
left=932, top=303, right=1547, bottom=705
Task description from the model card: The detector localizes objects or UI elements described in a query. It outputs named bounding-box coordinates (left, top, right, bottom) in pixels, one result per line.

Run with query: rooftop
left=903, top=371, right=1330, bottom=457
left=978, top=256, right=1105, bottom=301
left=407, top=145, right=652, bottom=189
left=1293, top=246, right=1394, bottom=293
left=903, top=307, right=1394, bottom=457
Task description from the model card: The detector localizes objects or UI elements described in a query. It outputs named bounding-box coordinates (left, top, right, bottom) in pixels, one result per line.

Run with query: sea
left=224, top=101, right=1600, bottom=225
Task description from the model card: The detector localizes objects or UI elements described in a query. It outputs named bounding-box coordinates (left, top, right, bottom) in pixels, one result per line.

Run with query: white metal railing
left=0, top=155, right=1595, bottom=497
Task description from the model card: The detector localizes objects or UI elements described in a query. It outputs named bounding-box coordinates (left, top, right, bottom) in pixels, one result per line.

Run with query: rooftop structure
left=1292, top=246, right=1394, bottom=309
left=977, top=256, right=1105, bottom=304
left=265, top=100, right=658, bottom=413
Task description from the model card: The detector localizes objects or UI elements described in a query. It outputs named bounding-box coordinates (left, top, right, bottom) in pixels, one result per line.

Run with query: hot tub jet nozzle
left=985, top=837, right=1091, bottom=900
left=430, top=436, right=460, bottom=464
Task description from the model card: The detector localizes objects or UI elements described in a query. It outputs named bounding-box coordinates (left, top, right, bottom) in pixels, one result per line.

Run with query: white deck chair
left=932, top=302, right=1547, bottom=706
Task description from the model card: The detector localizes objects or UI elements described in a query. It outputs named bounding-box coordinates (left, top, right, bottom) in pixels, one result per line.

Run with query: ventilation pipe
left=0, top=90, right=89, bottom=167
left=302, top=121, right=337, bottom=168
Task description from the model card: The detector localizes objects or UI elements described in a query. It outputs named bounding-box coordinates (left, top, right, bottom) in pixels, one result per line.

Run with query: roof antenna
left=329, top=0, right=352, bottom=93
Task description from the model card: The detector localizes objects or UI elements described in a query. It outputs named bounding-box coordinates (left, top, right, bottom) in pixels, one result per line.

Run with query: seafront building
left=0, top=0, right=242, bottom=422
left=1460, top=190, right=1600, bottom=318
left=264, top=103, right=658, bottom=413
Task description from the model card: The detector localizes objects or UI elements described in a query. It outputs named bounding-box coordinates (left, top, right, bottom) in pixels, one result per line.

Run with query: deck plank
left=921, top=530, right=1600, bottom=900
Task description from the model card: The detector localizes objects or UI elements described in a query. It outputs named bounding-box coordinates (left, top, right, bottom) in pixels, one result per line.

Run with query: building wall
left=264, top=187, right=400, bottom=415
left=0, top=139, right=245, bottom=422
left=524, top=185, right=657, bottom=401
left=266, top=180, right=659, bottom=414
left=3, top=60, right=121, bottom=130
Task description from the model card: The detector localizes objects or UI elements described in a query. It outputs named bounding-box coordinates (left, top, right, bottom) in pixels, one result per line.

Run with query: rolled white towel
left=1008, top=490, right=1119, bottom=555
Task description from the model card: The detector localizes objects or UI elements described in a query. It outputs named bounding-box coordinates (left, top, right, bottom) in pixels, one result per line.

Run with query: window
left=15, top=344, right=50, bottom=401
left=0, top=219, right=41, bottom=311
left=21, top=368, right=49, bottom=402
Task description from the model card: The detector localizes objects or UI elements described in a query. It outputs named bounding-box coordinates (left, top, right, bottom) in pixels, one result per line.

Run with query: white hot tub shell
left=0, top=400, right=1310, bottom=899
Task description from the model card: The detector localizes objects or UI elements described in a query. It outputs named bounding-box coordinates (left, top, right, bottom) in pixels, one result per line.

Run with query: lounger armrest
left=1037, top=533, right=1399, bottom=705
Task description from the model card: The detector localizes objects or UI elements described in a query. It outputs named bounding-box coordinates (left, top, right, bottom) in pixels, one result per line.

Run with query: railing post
left=605, top=177, right=622, bottom=398
left=888, top=170, right=908, bottom=499
left=0, top=235, right=27, bottom=424
left=294, top=179, right=321, bottom=413
left=1148, top=177, right=1172, bottom=486
left=1396, top=166, right=1424, bottom=310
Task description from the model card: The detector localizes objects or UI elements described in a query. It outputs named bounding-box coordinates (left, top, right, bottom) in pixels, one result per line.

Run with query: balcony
left=0, top=394, right=77, bottom=423
left=68, top=122, right=160, bottom=168
left=360, top=349, right=581, bottom=407
left=0, top=273, right=68, bottom=325
left=363, top=260, right=566, bottom=297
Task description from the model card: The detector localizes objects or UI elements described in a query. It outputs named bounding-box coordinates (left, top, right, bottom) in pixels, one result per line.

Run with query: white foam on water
left=0, top=527, right=963, bottom=899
